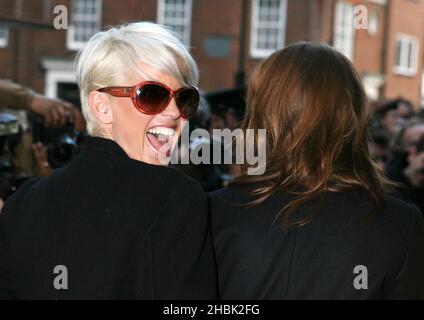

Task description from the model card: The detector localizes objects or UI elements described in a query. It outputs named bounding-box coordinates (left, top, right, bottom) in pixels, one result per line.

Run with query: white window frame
left=366, top=0, right=387, bottom=5
left=41, top=58, right=77, bottom=99
left=394, top=33, right=419, bottom=77
left=157, top=0, right=193, bottom=47
left=333, top=1, right=355, bottom=61
left=361, top=73, right=384, bottom=101
left=45, top=70, right=77, bottom=99
left=250, top=0, right=287, bottom=58
left=0, top=24, right=9, bottom=48
left=67, top=0, right=102, bottom=51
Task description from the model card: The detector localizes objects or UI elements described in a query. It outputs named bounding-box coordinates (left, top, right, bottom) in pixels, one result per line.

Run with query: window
left=41, top=58, right=77, bottom=100
left=333, top=1, right=355, bottom=61
left=157, top=0, right=193, bottom=46
left=67, top=0, right=102, bottom=50
left=362, top=73, right=384, bottom=101
left=368, top=11, right=378, bottom=36
left=394, top=34, right=419, bottom=76
left=0, top=24, right=9, bottom=48
left=250, top=0, right=287, bottom=58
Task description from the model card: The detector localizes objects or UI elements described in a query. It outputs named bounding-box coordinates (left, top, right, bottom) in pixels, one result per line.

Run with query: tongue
left=147, top=133, right=171, bottom=157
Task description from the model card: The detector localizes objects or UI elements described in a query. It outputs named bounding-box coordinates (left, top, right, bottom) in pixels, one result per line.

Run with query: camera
left=31, top=114, right=86, bottom=169
left=0, top=112, right=31, bottom=200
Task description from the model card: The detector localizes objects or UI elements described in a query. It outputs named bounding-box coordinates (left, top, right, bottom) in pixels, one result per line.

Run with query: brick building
left=0, top=0, right=423, bottom=109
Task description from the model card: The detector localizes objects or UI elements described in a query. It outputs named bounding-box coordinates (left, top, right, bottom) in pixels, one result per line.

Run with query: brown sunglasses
left=97, top=81, right=199, bottom=119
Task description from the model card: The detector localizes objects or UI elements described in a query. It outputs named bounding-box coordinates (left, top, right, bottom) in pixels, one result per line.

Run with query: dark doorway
left=57, top=82, right=81, bottom=110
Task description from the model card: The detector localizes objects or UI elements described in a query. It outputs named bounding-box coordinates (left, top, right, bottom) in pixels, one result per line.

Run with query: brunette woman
left=210, top=42, right=424, bottom=299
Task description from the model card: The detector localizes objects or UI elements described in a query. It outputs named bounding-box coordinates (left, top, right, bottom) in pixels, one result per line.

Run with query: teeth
left=147, top=127, right=176, bottom=137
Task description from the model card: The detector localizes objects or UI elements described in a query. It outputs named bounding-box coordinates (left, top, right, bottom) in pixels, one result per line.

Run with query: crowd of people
left=369, top=98, right=424, bottom=214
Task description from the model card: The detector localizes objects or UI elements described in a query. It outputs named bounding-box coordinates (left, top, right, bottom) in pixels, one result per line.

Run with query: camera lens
left=49, top=134, right=78, bottom=168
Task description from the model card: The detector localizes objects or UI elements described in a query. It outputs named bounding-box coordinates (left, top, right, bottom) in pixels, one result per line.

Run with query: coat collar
left=85, top=136, right=129, bottom=158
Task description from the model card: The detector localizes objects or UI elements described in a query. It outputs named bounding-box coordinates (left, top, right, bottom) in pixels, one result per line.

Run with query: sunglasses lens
left=177, top=88, right=199, bottom=119
left=137, top=84, right=169, bottom=113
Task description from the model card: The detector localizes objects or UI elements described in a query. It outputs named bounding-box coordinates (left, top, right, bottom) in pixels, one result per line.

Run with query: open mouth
left=146, top=126, right=176, bottom=158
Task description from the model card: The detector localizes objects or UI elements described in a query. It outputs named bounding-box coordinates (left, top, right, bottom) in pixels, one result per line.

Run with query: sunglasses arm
left=97, top=87, right=132, bottom=97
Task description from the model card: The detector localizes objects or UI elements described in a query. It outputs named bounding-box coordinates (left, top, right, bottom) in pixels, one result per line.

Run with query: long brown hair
left=233, top=42, right=394, bottom=230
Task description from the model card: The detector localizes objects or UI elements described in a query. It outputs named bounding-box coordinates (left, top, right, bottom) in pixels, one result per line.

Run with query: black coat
left=0, top=137, right=218, bottom=299
left=209, top=184, right=424, bottom=299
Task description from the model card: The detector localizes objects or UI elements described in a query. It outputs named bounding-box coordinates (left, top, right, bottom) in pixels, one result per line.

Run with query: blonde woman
left=0, top=22, right=217, bottom=299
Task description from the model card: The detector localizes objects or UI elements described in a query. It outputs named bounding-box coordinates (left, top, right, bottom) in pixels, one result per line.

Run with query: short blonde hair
left=75, top=22, right=199, bottom=135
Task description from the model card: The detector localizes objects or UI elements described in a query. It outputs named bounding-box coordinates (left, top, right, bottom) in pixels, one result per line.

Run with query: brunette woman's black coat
left=0, top=137, right=217, bottom=299
left=209, top=184, right=424, bottom=299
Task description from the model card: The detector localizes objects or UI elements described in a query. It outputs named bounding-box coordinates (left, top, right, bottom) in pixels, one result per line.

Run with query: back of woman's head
left=238, top=42, right=391, bottom=228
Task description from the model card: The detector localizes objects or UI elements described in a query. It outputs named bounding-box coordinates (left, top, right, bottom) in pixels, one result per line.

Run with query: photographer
left=0, top=80, right=86, bottom=207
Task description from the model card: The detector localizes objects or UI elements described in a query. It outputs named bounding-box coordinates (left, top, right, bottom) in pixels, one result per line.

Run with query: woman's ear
left=88, top=91, right=113, bottom=125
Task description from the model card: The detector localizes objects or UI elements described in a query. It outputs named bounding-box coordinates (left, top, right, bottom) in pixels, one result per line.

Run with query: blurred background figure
left=368, top=128, right=390, bottom=171
left=367, top=103, right=424, bottom=215
left=0, top=78, right=86, bottom=207
left=390, top=133, right=424, bottom=214
left=385, top=119, right=424, bottom=181
left=31, top=142, right=53, bottom=177
left=208, top=111, right=226, bottom=134
left=173, top=95, right=226, bottom=191
left=224, top=108, right=238, bottom=131
left=371, top=98, right=414, bottom=146
left=0, top=112, right=30, bottom=205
